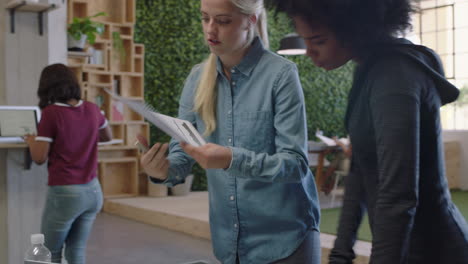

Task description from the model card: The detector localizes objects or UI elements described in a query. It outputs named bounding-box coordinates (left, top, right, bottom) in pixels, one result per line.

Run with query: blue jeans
left=41, top=177, right=103, bottom=264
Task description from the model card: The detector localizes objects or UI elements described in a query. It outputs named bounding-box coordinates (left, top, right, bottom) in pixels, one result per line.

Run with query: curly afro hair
left=266, top=0, right=419, bottom=56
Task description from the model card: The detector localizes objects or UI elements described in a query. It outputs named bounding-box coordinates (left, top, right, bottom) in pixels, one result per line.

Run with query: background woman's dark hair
left=37, top=63, right=81, bottom=109
left=266, top=0, right=419, bottom=57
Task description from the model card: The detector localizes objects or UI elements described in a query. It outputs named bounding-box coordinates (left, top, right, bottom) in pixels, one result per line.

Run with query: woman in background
left=25, top=63, right=112, bottom=264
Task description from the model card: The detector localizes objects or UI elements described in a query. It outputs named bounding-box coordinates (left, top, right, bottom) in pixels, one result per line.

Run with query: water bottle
left=24, top=234, right=51, bottom=263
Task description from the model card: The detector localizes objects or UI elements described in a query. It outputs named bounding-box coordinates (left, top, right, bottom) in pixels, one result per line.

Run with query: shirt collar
left=54, top=100, right=83, bottom=107
left=216, top=36, right=265, bottom=77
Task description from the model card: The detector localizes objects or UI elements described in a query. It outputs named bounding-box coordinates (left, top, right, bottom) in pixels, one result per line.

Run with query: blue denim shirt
left=155, top=37, right=320, bottom=264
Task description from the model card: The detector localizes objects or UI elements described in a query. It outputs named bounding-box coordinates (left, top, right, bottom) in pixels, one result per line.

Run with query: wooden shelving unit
left=67, top=0, right=148, bottom=198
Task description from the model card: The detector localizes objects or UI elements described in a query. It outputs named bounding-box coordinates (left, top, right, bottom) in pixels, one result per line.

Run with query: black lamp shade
left=277, top=33, right=306, bottom=55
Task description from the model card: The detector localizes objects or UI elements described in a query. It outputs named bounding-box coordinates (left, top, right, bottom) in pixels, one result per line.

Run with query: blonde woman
left=141, top=0, right=320, bottom=263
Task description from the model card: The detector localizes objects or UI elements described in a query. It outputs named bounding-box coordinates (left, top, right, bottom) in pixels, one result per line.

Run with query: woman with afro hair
left=267, top=0, right=468, bottom=263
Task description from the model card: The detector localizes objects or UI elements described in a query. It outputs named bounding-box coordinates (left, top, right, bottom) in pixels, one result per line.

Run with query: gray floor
left=85, top=192, right=344, bottom=264
left=87, top=213, right=218, bottom=264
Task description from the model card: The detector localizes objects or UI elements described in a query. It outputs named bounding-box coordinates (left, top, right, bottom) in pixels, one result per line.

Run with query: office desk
left=308, top=143, right=341, bottom=191
left=0, top=146, right=48, bottom=264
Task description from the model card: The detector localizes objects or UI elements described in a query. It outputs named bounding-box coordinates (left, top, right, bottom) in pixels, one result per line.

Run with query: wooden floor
left=103, top=191, right=371, bottom=264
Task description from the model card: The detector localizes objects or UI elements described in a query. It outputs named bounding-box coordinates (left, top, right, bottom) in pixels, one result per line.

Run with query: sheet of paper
left=104, top=88, right=206, bottom=146
left=315, top=131, right=349, bottom=147
left=315, top=133, right=337, bottom=146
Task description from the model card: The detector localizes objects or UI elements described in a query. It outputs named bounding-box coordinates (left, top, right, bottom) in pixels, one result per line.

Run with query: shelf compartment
left=98, top=145, right=138, bottom=159
left=125, top=0, right=135, bottom=24
left=110, top=23, right=133, bottom=38
left=67, top=51, right=91, bottom=66
left=67, top=0, right=87, bottom=24
left=134, top=44, right=144, bottom=57
left=110, top=38, right=133, bottom=72
left=108, top=123, right=125, bottom=142
left=120, top=74, right=143, bottom=97
left=85, top=42, right=109, bottom=71
left=98, top=157, right=138, bottom=197
left=87, top=71, right=112, bottom=85
left=85, top=85, right=108, bottom=108
left=133, top=57, right=143, bottom=73
left=88, top=0, right=129, bottom=24
left=95, top=23, right=112, bottom=42
left=125, top=122, right=149, bottom=146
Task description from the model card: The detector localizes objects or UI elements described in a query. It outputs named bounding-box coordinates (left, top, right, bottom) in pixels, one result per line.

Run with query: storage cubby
left=138, top=172, right=148, bottom=196
left=111, top=38, right=133, bottom=72
left=67, top=1, right=88, bottom=24
left=125, top=0, right=135, bottom=24
left=87, top=71, right=112, bottom=86
left=98, top=146, right=138, bottom=159
left=95, top=23, right=111, bottom=42
left=109, top=123, right=125, bottom=142
left=98, top=158, right=138, bottom=198
left=123, top=104, right=144, bottom=122
left=88, top=0, right=123, bottom=23
left=68, top=0, right=147, bottom=197
left=111, top=24, right=133, bottom=38
left=85, top=42, right=108, bottom=71
left=125, top=122, right=149, bottom=146
left=85, top=84, right=109, bottom=109
left=134, top=44, right=144, bottom=57
left=120, top=74, right=143, bottom=98
left=68, top=65, right=83, bottom=83
left=134, top=57, right=143, bottom=73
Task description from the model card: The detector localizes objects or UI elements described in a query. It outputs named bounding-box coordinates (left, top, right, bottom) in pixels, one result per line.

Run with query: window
left=409, top=0, right=468, bottom=130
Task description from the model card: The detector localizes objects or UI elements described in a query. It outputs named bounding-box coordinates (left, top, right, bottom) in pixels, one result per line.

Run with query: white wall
left=443, top=130, right=468, bottom=190
left=0, top=0, right=5, bottom=105
left=47, top=0, right=67, bottom=65
left=1, top=1, right=67, bottom=263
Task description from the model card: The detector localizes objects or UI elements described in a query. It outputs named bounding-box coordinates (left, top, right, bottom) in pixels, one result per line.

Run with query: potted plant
left=67, top=12, right=107, bottom=51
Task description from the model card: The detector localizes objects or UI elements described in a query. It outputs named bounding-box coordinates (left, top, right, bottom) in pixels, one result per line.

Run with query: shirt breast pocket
left=235, top=111, right=275, bottom=153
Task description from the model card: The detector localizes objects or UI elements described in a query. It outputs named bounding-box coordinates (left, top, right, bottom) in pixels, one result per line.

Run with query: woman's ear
left=247, top=14, right=257, bottom=29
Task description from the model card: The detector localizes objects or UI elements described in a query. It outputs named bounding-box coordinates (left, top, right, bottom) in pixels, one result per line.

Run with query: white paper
left=315, top=131, right=349, bottom=147
left=104, top=88, right=206, bottom=147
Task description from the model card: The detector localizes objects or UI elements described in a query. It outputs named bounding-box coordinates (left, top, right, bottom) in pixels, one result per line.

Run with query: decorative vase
left=147, top=181, right=168, bottom=197
left=170, top=174, right=194, bottom=196
left=67, top=33, right=87, bottom=51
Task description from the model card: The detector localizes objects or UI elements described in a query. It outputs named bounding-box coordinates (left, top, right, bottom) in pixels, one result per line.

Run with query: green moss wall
left=135, top=1, right=354, bottom=190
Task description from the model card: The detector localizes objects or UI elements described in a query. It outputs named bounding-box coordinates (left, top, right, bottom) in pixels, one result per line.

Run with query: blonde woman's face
left=200, top=0, right=252, bottom=58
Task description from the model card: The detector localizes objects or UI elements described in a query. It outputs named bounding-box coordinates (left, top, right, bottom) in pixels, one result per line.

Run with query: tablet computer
left=0, top=105, right=41, bottom=143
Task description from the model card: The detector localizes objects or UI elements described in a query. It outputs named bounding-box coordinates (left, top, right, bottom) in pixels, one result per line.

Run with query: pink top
left=36, top=101, right=107, bottom=185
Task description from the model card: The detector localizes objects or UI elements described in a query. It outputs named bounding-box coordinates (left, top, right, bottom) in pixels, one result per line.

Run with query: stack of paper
left=104, top=88, right=206, bottom=147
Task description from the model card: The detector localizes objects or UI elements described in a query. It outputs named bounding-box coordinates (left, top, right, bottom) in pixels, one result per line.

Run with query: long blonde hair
left=194, top=1, right=269, bottom=136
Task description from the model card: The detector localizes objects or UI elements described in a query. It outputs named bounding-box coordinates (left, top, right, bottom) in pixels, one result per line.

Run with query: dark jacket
left=329, top=38, right=468, bottom=264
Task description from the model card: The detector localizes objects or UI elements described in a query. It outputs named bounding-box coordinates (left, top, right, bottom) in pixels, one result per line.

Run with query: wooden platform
left=103, top=191, right=371, bottom=263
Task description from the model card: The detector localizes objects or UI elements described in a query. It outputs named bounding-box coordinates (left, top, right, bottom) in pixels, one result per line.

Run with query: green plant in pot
left=67, top=12, right=107, bottom=51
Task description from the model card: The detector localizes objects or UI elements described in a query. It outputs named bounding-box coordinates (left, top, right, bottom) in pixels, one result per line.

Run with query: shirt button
left=230, top=195, right=235, bottom=201
left=228, top=110, right=232, bottom=114
left=234, top=223, right=238, bottom=228
left=228, top=138, right=232, bottom=143
left=231, top=69, right=235, bottom=73
left=232, top=81, right=236, bottom=86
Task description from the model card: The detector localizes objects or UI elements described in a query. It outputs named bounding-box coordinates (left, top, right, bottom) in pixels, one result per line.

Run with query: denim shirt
left=154, top=37, right=320, bottom=264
